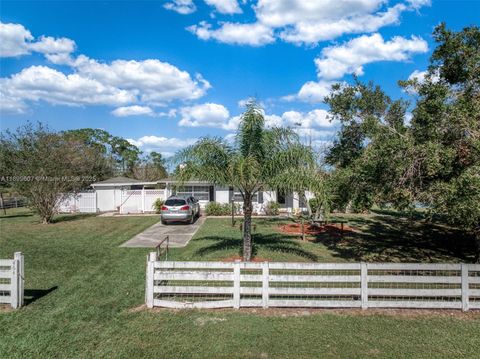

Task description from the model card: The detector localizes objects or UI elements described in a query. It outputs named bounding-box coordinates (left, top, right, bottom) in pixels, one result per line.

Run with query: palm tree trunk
left=242, top=194, right=253, bottom=261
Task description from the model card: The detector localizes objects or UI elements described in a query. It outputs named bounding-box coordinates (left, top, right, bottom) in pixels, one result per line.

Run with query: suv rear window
left=165, top=199, right=187, bottom=206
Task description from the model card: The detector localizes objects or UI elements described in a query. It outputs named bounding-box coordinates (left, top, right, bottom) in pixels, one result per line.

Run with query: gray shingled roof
left=93, top=176, right=144, bottom=185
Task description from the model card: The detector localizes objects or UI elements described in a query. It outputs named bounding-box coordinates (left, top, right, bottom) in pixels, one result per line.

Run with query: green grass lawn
left=1, top=209, right=479, bottom=358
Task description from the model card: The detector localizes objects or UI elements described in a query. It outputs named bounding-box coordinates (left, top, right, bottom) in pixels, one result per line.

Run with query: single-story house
left=88, top=176, right=313, bottom=214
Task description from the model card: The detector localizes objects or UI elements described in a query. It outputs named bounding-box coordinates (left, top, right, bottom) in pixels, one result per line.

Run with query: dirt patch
left=222, top=255, right=269, bottom=262
left=234, top=307, right=480, bottom=320
left=194, top=316, right=227, bottom=326
left=278, top=223, right=356, bottom=238
left=0, top=305, right=14, bottom=313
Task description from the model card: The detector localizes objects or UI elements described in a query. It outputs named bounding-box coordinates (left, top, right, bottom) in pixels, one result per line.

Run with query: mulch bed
left=278, top=223, right=356, bottom=237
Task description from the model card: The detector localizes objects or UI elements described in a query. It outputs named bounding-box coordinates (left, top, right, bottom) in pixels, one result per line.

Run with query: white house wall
left=96, top=187, right=115, bottom=212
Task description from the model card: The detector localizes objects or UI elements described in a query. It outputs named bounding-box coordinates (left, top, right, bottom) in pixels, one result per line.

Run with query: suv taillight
left=180, top=205, right=190, bottom=211
left=161, top=206, right=168, bottom=211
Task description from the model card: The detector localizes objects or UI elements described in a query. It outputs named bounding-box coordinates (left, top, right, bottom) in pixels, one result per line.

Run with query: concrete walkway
left=120, top=216, right=206, bottom=248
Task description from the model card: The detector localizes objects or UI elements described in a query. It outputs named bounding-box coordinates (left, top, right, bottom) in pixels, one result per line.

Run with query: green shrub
left=265, top=201, right=279, bottom=215
left=152, top=198, right=165, bottom=214
left=205, top=202, right=229, bottom=216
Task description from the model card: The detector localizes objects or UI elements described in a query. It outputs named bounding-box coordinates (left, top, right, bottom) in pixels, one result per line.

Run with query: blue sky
left=1, top=0, right=479, bottom=156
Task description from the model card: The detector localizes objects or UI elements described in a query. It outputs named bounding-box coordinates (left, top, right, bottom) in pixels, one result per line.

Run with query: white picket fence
left=57, top=192, right=97, bottom=213
left=145, top=255, right=480, bottom=311
left=0, top=252, right=24, bottom=309
left=120, top=189, right=166, bottom=214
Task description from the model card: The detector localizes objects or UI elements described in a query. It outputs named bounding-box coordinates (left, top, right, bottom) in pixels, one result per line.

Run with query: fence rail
left=0, top=197, right=26, bottom=210
left=0, top=252, right=24, bottom=309
left=145, top=257, right=480, bottom=311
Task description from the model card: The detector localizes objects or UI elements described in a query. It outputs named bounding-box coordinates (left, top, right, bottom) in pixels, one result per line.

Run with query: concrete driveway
left=120, top=216, right=206, bottom=248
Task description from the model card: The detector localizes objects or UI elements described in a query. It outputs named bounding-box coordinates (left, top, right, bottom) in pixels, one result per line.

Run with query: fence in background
left=0, top=197, right=26, bottom=210
left=0, top=252, right=24, bottom=309
left=145, top=257, right=480, bottom=310
left=57, top=192, right=97, bottom=213
left=120, top=189, right=166, bottom=214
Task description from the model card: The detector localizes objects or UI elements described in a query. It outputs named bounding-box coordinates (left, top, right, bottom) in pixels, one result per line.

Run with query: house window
left=232, top=189, right=258, bottom=203
left=175, top=185, right=210, bottom=201
left=277, top=190, right=286, bottom=205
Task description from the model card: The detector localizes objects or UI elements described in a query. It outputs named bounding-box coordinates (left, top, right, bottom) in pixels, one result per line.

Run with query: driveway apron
left=120, top=216, right=206, bottom=248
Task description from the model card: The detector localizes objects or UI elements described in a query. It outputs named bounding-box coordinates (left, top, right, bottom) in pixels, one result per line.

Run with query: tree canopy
left=324, top=24, right=480, bottom=260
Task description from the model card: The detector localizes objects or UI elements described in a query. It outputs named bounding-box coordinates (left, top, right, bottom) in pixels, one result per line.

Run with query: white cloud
left=187, top=21, right=274, bottom=46
left=28, top=35, right=76, bottom=64
left=315, top=33, right=428, bottom=80
left=264, top=109, right=336, bottom=130
left=284, top=80, right=335, bottom=103
left=2, top=65, right=135, bottom=108
left=111, top=105, right=154, bottom=117
left=0, top=22, right=33, bottom=57
left=127, top=135, right=198, bottom=156
left=408, top=69, right=439, bottom=84
left=403, top=68, right=440, bottom=94
left=204, top=0, right=242, bottom=14
left=0, top=85, right=28, bottom=114
left=0, top=22, right=76, bottom=59
left=177, top=104, right=337, bottom=133
left=254, top=0, right=385, bottom=28
left=407, top=0, right=431, bottom=9
left=164, top=0, right=196, bottom=14
left=179, top=102, right=231, bottom=128
left=71, top=55, right=210, bottom=105
left=0, top=22, right=211, bottom=114
left=188, top=0, right=430, bottom=46
left=2, top=58, right=210, bottom=111
left=408, top=69, right=428, bottom=82
left=278, top=3, right=407, bottom=45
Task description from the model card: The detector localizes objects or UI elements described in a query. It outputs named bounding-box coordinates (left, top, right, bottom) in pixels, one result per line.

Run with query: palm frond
left=171, top=137, right=233, bottom=185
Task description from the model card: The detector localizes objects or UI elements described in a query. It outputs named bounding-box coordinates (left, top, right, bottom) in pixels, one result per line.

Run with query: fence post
left=141, top=188, right=146, bottom=213
left=461, top=263, right=469, bottom=312
left=233, top=260, right=241, bottom=309
left=14, top=252, right=24, bottom=308
left=11, top=255, right=19, bottom=309
left=145, top=252, right=156, bottom=308
left=361, top=262, right=368, bottom=310
left=262, top=261, right=269, bottom=309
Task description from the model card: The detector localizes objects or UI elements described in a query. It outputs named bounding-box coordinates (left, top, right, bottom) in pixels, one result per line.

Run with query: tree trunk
left=242, top=194, right=253, bottom=261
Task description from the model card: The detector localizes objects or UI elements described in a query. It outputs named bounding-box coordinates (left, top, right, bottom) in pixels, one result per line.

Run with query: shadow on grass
left=0, top=212, right=33, bottom=219
left=24, top=286, right=58, bottom=306
left=316, top=214, right=476, bottom=263
left=193, top=233, right=319, bottom=261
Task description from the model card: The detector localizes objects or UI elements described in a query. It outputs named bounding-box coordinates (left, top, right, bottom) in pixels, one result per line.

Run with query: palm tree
left=174, top=102, right=316, bottom=261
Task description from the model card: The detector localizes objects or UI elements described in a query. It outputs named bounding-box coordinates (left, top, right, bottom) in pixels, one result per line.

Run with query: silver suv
left=161, top=196, right=200, bottom=224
